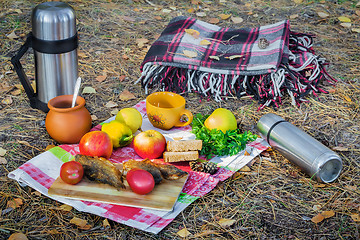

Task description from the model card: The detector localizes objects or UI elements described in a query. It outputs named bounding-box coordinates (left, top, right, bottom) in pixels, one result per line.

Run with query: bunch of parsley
left=191, top=113, right=257, bottom=159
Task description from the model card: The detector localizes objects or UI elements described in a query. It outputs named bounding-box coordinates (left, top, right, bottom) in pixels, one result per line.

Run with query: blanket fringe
left=136, top=32, right=336, bottom=109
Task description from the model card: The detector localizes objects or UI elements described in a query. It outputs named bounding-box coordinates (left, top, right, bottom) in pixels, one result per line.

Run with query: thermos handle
left=10, top=33, right=38, bottom=109
left=11, top=31, right=78, bottom=112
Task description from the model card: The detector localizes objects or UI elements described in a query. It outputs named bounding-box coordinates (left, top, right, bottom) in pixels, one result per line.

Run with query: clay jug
left=45, top=95, right=92, bottom=144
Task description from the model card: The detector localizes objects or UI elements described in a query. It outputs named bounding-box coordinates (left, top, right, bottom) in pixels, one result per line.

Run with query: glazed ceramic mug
left=146, top=92, right=193, bottom=130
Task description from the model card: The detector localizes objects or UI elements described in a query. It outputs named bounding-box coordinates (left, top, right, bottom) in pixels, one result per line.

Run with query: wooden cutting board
left=48, top=164, right=188, bottom=211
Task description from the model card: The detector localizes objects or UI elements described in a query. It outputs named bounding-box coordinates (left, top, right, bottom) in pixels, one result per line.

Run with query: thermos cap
left=32, top=2, right=76, bottom=40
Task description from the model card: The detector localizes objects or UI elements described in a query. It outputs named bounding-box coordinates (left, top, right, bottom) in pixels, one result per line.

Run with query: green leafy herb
left=191, top=113, right=257, bottom=159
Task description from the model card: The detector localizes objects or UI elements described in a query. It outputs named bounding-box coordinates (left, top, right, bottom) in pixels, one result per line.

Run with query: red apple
left=133, top=130, right=166, bottom=159
left=79, top=131, right=113, bottom=159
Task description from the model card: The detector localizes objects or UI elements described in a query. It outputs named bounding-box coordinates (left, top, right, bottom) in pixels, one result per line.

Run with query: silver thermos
left=11, top=1, right=78, bottom=112
left=256, top=113, right=342, bottom=183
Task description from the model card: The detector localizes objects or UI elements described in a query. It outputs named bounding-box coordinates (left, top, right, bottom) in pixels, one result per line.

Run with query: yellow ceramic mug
left=146, top=92, right=193, bottom=130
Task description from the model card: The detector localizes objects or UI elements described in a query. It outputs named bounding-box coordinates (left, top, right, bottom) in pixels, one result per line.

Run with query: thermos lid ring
left=30, top=32, right=78, bottom=54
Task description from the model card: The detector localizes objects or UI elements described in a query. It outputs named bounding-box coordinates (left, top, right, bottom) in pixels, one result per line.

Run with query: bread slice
left=166, top=140, right=202, bottom=152
left=163, top=151, right=199, bottom=162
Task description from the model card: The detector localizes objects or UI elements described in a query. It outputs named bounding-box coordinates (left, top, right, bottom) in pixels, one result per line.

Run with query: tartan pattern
left=142, top=17, right=288, bottom=74
left=137, top=16, right=336, bottom=108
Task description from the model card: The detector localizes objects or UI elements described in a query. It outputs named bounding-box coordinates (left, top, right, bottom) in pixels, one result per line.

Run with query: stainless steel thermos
left=11, top=2, right=78, bottom=112
left=256, top=113, right=342, bottom=183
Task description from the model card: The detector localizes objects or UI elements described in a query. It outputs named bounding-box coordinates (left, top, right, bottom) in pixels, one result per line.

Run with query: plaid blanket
left=137, top=16, right=336, bottom=109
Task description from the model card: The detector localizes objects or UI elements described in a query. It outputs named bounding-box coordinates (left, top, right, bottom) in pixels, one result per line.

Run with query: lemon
left=115, top=108, right=143, bottom=134
left=204, top=108, right=237, bottom=133
left=101, top=120, right=133, bottom=148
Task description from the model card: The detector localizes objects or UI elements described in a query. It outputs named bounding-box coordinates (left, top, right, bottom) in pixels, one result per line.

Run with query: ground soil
left=0, top=0, right=359, bottom=239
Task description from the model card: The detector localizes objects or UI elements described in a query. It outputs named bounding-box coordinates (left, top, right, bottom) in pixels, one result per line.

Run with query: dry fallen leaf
left=183, top=50, right=198, bottom=58
left=46, top=229, right=60, bottom=234
left=0, top=81, right=12, bottom=92
left=200, top=39, right=211, bottom=46
left=2, top=96, right=13, bottom=105
left=196, top=12, right=206, bottom=17
left=110, top=109, right=119, bottom=115
left=293, top=0, right=303, bottom=3
left=31, top=190, right=42, bottom=196
left=225, top=55, right=244, bottom=60
left=209, top=18, right=220, bottom=24
left=185, top=29, right=200, bottom=39
left=45, top=144, right=56, bottom=151
left=313, top=205, right=322, bottom=211
left=70, top=217, right=88, bottom=228
left=122, top=54, right=129, bottom=60
left=191, top=0, right=201, bottom=4
left=187, top=8, right=195, bottom=13
left=7, top=31, right=19, bottom=40
left=313, top=183, right=327, bottom=188
left=119, top=75, right=126, bottom=82
left=351, top=28, right=360, bottom=33
left=82, top=86, right=96, bottom=94
left=219, top=13, right=231, bottom=20
left=209, top=55, right=220, bottom=61
left=96, top=75, right=107, bottom=82
left=231, top=16, right=243, bottom=24
left=193, top=230, right=217, bottom=238
left=332, top=146, right=348, bottom=151
left=13, top=9, right=23, bottom=14
left=78, top=51, right=88, bottom=58
left=290, top=14, right=299, bottom=19
left=240, top=165, right=251, bottom=172
left=345, top=185, right=357, bottom=191
left=154, top=16, right=162, bottom=20
left=177, top=228, right=191, bottom=237
left=343, top=95, right=352, bottom=102
left=218, top=218, right=236, bottom=228
left=311, top=213, right=325, bottom=223
left=162, top=9, right=171, bottom=13
left=119, top=89, right=136, bottom=101
left=7, top=198, right=23, bottom=209
left=136, top=38, right=149, bottom=48
left=0, top=157, right=7, bottom=164
left=122, top=16, right=135, bottom=22
left=351, top=214, right=360, bottom=222
left=18, top=140, right=33, bottom=148
left=321, top=210, right=335, bottom=219
left=338, top=16, right=351, bottom=22
left=0, top=147, right=6, bottom=157
left=59, top=204, right=73, bottom=211
left=10, top=88, right=22, bottom=96
left=340, top=22, right=352, bottom=28
left=8, top=233, right=28, bottom=240
left=317, top=11, right=329, bottom=18
left=105, top=101, right=118, bottom=108
left=103, top=218, right=111, bottom=229
left=231, top=171, right=245, bottom=180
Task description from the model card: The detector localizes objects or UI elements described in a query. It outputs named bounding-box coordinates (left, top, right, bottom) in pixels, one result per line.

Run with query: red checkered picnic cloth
left=9, top=100, right=269, bottom=233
